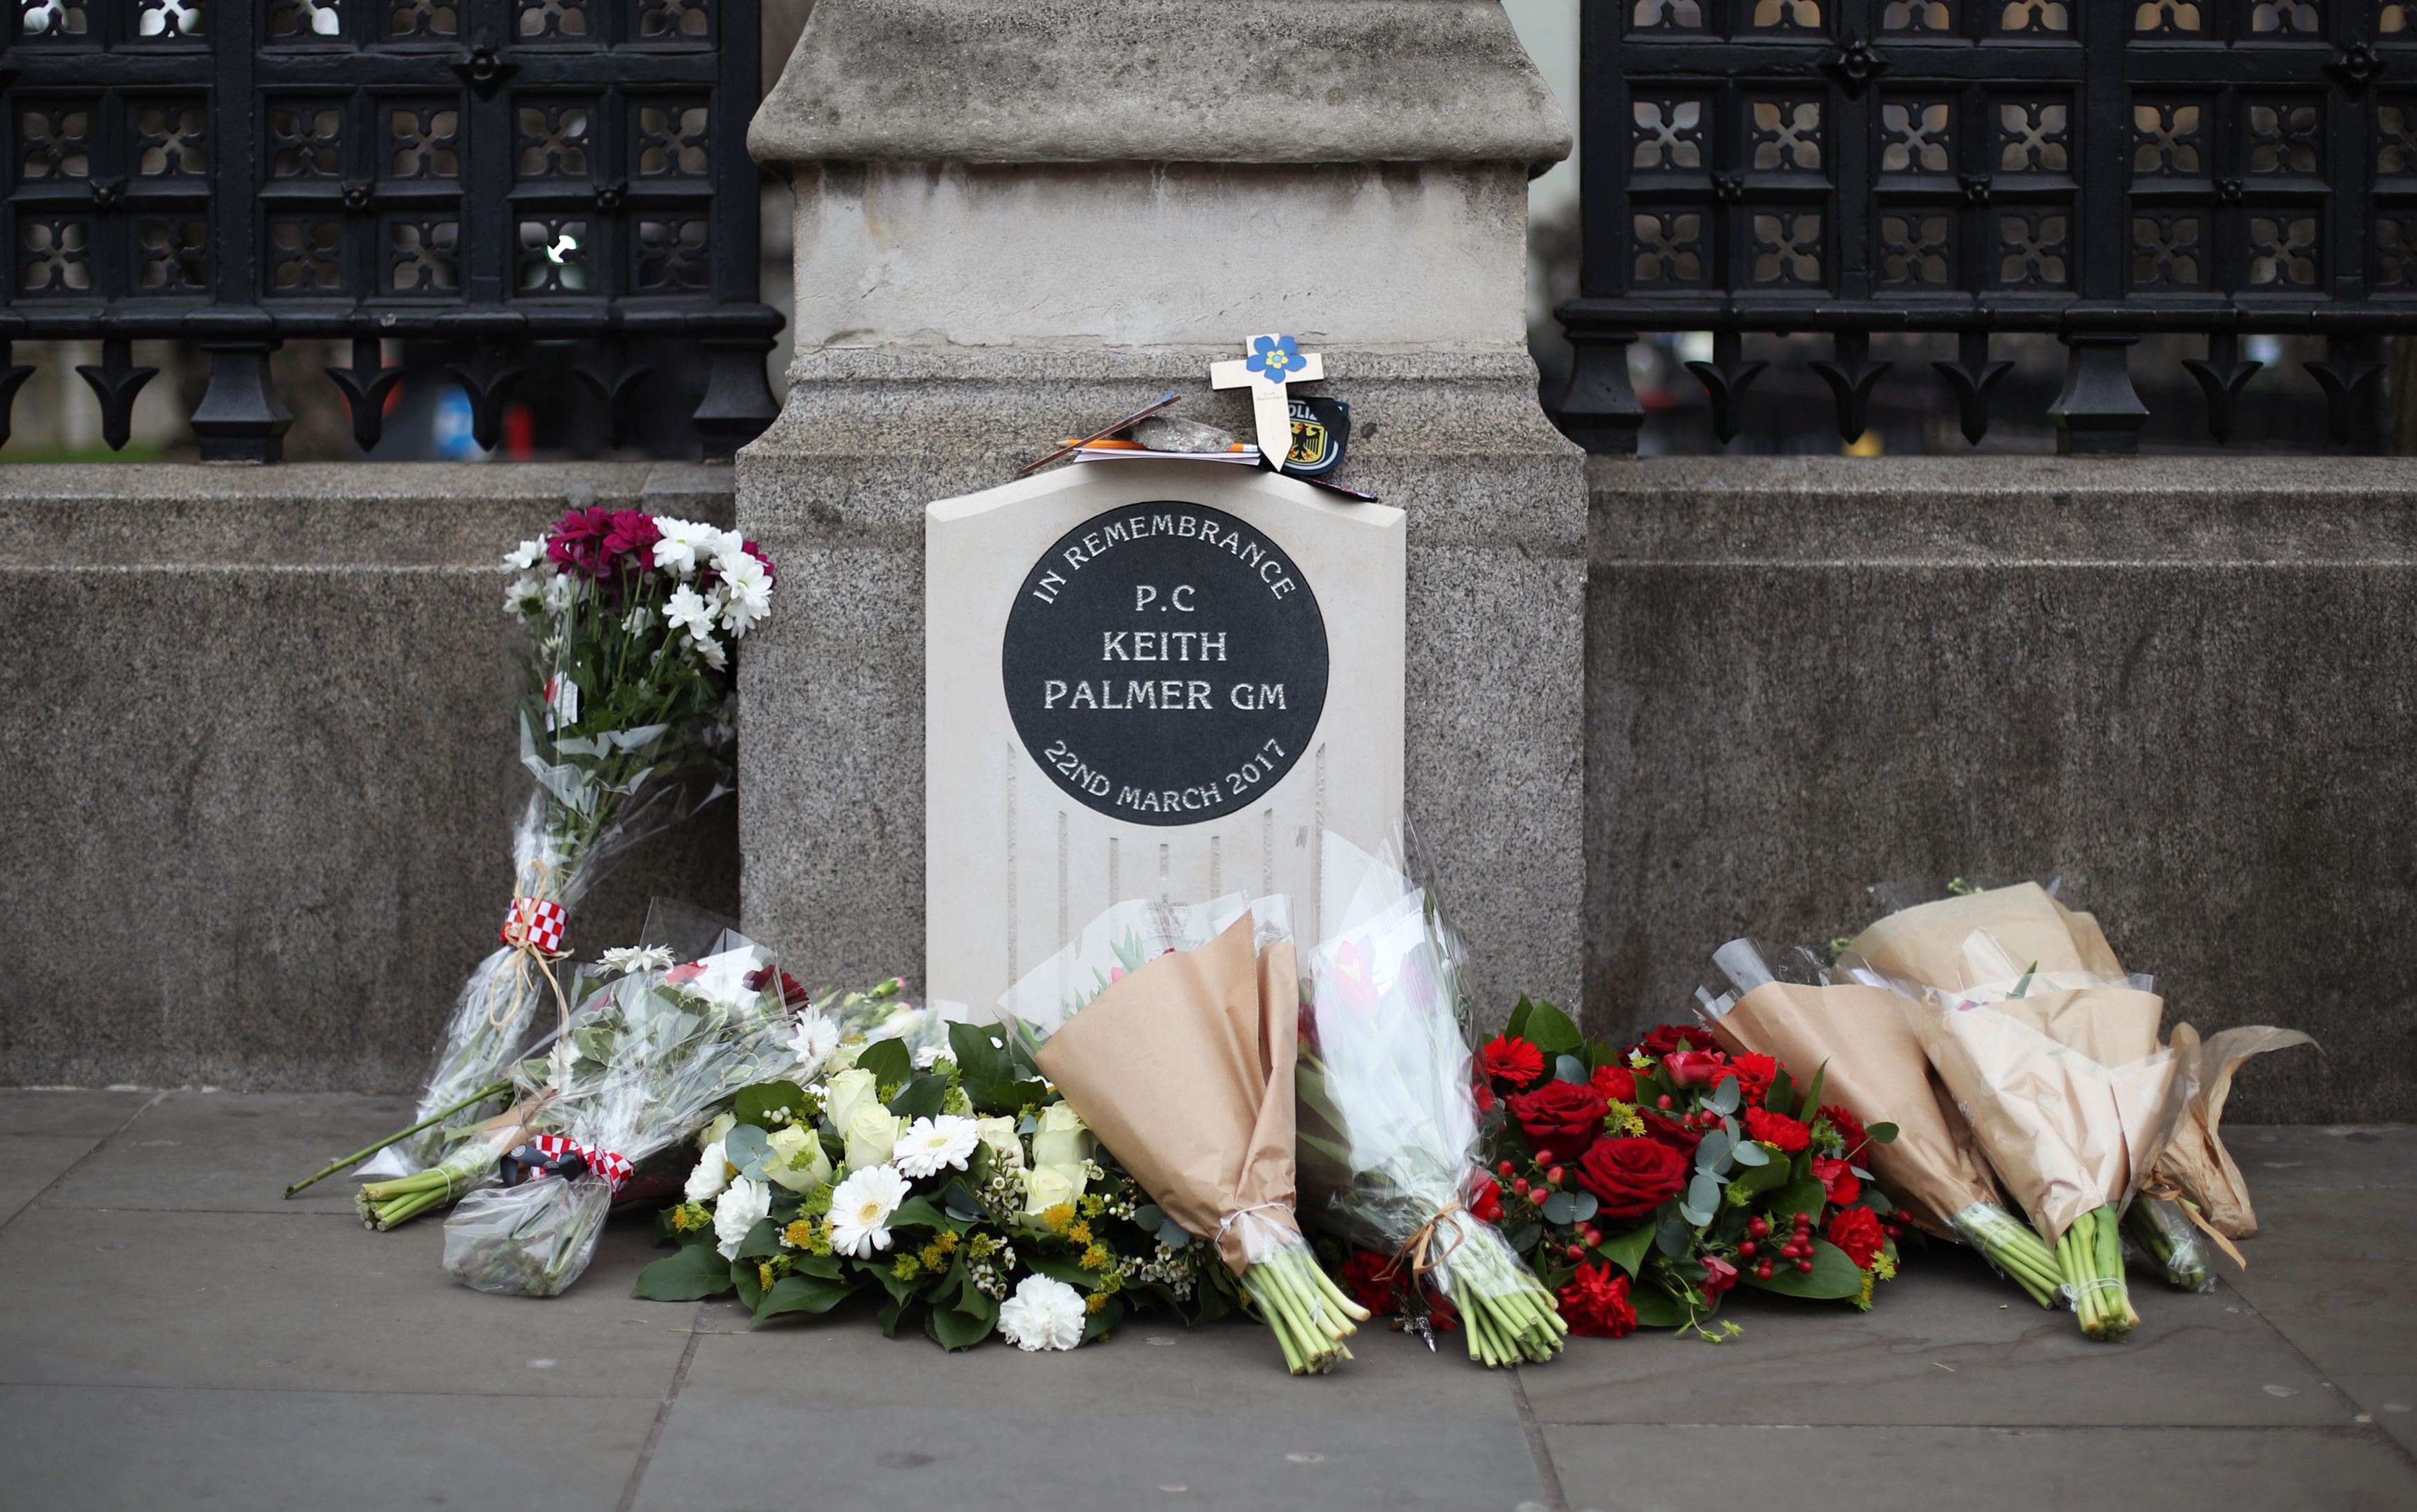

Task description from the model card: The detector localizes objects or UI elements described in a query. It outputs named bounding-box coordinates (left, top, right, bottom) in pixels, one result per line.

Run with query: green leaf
left=754, top=1272, right=857, bottom=1324
left=973, top=1078, right=1049, bottom=1117
left=887, top=1074, right=950, bottom=1119
left=856, top=1038, right=913, bottom=1087
left=867, top=1262, right=921, bottom=1306
left=1688, top=1172, right=1720, bottom=1215
left=1023, top=1252, right=1096, bottom=1290
left=1541, top=1191, right=1575, bottom=1225
left=889, top=1195, right=961, bottom=1233
left=735, top=1217, right=780, bottom=1260
left=1865, top=1121, right=1899, bottom=1145
left=733, top=1257, right=764, bottom=1310
left=876, top=1295, right=910, bottom=1338
left=632, top=1241, right=735, bottom=1301
left=722, top=1123, right=772, bottom=1179
left=1502, top=1220, right=1541, bottom=1257
left=1554, top=1054, right=1588, bottom=1085
left=1597, top=1222, right=1655, bottom=1277
left=1731, top=1139, right=1771, bottom=1167
left=1765, top=1068, right=1798, bottom=1118
left=1081, top=1293, right=1123, bottom=1344
left=1505, top=995, right=1534, bottom=1042
left=1798, top=1062, right=1828, bottom=1123
left=947, top=1021, right=1010, bottom=1087
left=1655, top=1212, right=1693, bottom=1259
left=1769, top=1176, right=1826, bottom=1229
left=735, top=1080, right=807, bottom=1129
left=1522, top=999, right=1583, bottom=1056
left=925, top=1296, right=996, bottom=1351
left=1740, top=1238, right=1863, bottom=1300
left=1696, top=1128, right=1735, bottom=1172
left=1627, top=1283, right=1691, bottom=1328
left=1133, top=1203, right=1166, bottom=1232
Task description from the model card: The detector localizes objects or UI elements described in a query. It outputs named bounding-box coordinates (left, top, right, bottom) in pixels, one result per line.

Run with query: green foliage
left=735, top=1080, right=806, bottom=1129
left=1597, top=1223, right=1655, bottom=1279
left=1740, top=1239, right=1862, bottom=1299
left=631, top=1241, right=735, bottom=1301
left=887, top=1073, right=950, bottom=1119
left=1521, top=998, right=1583, bottom=1056
left=855, top=1037, right=914, bottom=1087
left=755, top=1272, right=859, bottom=1325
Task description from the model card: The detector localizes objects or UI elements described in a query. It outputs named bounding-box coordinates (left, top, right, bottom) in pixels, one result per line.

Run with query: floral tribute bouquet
left=634, top=1018, right=1238, bottom=1350
left=1294, top=851, right=1566, bottom=1368
left=363, top=508, right=776, bottom=1182
left=1015, top=905, right=1371, bottom=1375
left=1475, top=998, right=1907, bottom=1342
left=436, top=922, right=800, bottom=1295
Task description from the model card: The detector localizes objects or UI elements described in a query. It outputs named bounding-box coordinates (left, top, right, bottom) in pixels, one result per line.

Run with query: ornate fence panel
left=1553, top=0, right=2405, bottom=453
left=2, top=0, right=778, bottom=458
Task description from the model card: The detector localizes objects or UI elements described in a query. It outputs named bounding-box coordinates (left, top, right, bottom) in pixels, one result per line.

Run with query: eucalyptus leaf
left=1554, top=1054, right=1588, bottom=1085
left=1710, top=1076, right=1741, bottom=1116
left=1697, top=1129, right=1735, bottom=1172
left=1677, top=1204, right=1713, bottom=1228
left=1731, top=1139, right=1771, bottom=1167
left=1866, top=1121, right=1900, bottom=1145
left=1541, top=1191, right=1575, bottom=1225
left=1688, top=1171, right=1720, bottom=1216
left=722, top=1123, right=772, bottom=1179
left=1569, top=1191, right=1599, bottom=1223
left=1655, top=1213, right=1693, bottom=1259
left=1133, top=1203, right=1166, bottom=1232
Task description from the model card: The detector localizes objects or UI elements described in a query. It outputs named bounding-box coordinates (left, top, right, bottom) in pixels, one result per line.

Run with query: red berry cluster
left=1736, top=1211, right=1823, bottom=1281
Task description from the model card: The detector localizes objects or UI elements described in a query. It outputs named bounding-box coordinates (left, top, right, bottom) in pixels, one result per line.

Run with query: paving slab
left=0, top=1205, right=696, bottom=1397
left=632, top=1313, right=1546, bottom=1512
left=0, top=1088, right=154, bottom=1139
left=2336, top=1377, right=2417, bottom=1457
left=1519, top=1246, right=2352, bottom=1429
left=1545, top=1424, right=2417, bottom=1512
left=2227, top=1125, right=2416, bottom=1190
left=0, top=1382, right=656, bottom=1512
left=2216, top=1185, right=2417, bottom=1380
left=43, top=1089, right=422, bottom=1215
left=0, top=1135, right=115, bottom=1225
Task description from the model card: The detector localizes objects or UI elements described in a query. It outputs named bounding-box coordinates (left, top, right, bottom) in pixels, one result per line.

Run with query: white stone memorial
left=925, top=458, right=1405, bottom=1014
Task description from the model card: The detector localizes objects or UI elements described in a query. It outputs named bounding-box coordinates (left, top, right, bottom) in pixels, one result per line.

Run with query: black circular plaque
left=1003, top=500, right=1328, bottom=826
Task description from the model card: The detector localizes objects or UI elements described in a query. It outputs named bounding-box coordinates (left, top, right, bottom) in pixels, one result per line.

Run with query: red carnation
left=1742, top=1105, right=1811, bottom=1153
left=1813, top=1155, right=1861, bottom=1207
left=1466, top=1172, right=1504, bottom=1225
left=1820, top=1103, right=1871, bottom=1158
left=1482, top=1035, right=1546, bottom=1089
left=1827, top=1206, right=1887, bottom=1270
left=1572, top=1136, right=1689, bottom=1219
left=1555, top=1261, right=1637, bottom=1339
left=1508, top=1080, right=1609, bottom=1161
left=1589, top=1063, right=1637, bottom=1104
left=1726, top=1053, right=1778, bottom=1105
left=1637, top=1023, right=1711, bottom=1058
left=1339, top=1249, right=1398, bottom=1315
left=1662, top=1048, right=1729, bottom=1089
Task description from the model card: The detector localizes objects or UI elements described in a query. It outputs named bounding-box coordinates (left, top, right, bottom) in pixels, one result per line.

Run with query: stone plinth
left=740, top=0, right=1586, bottom=1018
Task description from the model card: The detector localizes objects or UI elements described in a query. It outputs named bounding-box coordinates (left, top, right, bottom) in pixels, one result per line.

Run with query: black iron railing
left=1552, top=1, right=2411, bottom=453
left=1, top=0, right=778, bottom=459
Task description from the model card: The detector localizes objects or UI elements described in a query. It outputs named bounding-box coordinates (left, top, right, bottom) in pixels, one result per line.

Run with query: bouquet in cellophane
left=1008, top=898, right=1371, bottom=1375
left=1294, top=836, right=1565, bottom=1367
left=438, top=915, right=797, bottom=1296
left=362, top=507, right=774, bottom=1182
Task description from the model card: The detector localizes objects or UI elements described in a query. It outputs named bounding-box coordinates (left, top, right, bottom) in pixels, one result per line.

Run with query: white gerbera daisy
left=827, top=1164, right=911, bottom=1257
left=601, top=944, right=674, bottom=977
left=786, top=1014, right=840, bottom=1074
left=892, top=1114, right=980, bottom=1179
left=997, top=1274, right=1088, bottom=1352
left=712, top=1176, right=771, bottom=1259
left=685, top=1138, right=732, bottom=1203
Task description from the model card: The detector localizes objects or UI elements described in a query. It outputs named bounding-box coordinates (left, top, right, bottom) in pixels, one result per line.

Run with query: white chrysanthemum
left=827, top=1164, right=911, bottom=1257
left=713, top=553, right=773, bottom=638
left=712, top=1176, right=772, bottom=1259
left=543, top=1038, right=578, bottom=1094
left=664, top=584, right=714, bottom=643
left=997, top=1274, right=1088, bottom=1352
left=651, top=517, right=716, bottom=576
left=912, top=1045, right=943, bottom=1072
left=502, top=539, right=546, bottom=572
left=503, top=574, right=546, bottom=615
left=685, top=1139, right=731, bottom=1203
left=693, top=633, right=727, bottom=671
left=709, top=528, right=748, bottom=565
left=542, top=573, right=581, bottom=614
left=601, top=944, right=674, bottom=977
left=622, top=603, right=655, bottom=636
left=892, top=1114, right=981, bottom=1179
left=786, top=1014, right=840, bottom=1074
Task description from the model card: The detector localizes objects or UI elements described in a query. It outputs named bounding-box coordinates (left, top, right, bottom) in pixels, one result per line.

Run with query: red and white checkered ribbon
left=499, top=896, right=568, bottom=953
left=528, top=1134, right=633, bottom=1192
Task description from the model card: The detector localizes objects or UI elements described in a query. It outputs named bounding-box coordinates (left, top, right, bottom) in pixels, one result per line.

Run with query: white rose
left=1031, top=1104, right=1092, bottom=1169
left=1021, top=1161, right=1088, bottom=1219
left=822, top=1067, right=878, bottom=1132
left=974, top=1116, right=1024, bottom=1174
left=684, top=1139, right=732, bottom=1203
left=696, top=1112, right=737, bottom=1152
left=713, top=1176, right=772, bottom=1260
left=824, top=1040, right=865, bottom=1073
left=842, top=1106, right=903, bottom=1173
left=764, top=1123, right=833, bottom=1194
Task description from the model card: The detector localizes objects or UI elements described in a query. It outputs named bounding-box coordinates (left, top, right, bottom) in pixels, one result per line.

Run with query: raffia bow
left=1379, top=1201, right=1469, bottom=1290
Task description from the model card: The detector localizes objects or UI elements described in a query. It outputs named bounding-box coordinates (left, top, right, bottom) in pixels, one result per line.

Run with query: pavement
left=1, top=1090, right=2411, bottom=1512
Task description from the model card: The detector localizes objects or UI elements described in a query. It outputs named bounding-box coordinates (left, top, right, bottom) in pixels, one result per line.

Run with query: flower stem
left=285, top=1080, right=513, bottom=1199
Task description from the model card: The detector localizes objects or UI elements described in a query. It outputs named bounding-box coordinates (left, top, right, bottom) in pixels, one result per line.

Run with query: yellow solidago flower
left=967, top=1232, right=998, bottom=1259
left=672, top=1203, right=711, bottom=1234
left=1066, top=1221, right=1092, bottom=1245
left=1628, top=1050, right=1653, bottom=1071
left=894, top=1254, right=923, bottom=1281
left=1080, top=1243, right=1112, bottom=1271
left=918, top=1242, right=947, bottom=1270
left=1041, top=1203, right=1077, bottom=1234
left=758, top=1263, right=776, bottom=1292
left=1086, top=1292, right=1108, bottom=1314
left=1079, top=1194, right=1106, bottom=1219
left=933, top=1230, right=959, bottom=1254
left=1603, top=1100, right=1646, bottom=1138
left=782, top=1218, right=819, bottom=1250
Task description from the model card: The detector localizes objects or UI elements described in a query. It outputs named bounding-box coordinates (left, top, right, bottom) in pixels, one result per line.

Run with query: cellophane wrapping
left=441, top=925, right=793, bottom=1296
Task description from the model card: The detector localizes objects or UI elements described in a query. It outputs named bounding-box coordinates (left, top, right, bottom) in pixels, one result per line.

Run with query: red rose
left=1589, top=1063, right=1637, bottom=1104
left=1638, top=1023, right=1711, bottom=1058
left=1821, top=1103, right=1871, bottom=1158
left=1637, top=1109, right=1702, bottom=1159
left=1827, top=1206, right=1886, bottom=1270
left=1555, top=1261, right=1637, bottom=1339
left=1339, top=1249, right=1398, bottom=1315
left=1482, top=1035, right=1546, bottom=1089
left=1508, top=1080, right=1609, bottom=1160
left=1813, top=1155, right=1861, bottom=1207
left=1742, top=1105, right=1811, bottom=1153
left=1699, top=1252, right=1740, bottom=1303
left=1662, top=1048, right=1729, bottom=1088
left=1726, top=1053, right=1778, bottom=1105
left=1466, top=1172, right=1504, bottom=1225
left=1572, top=1136, right=1689, bottom=1219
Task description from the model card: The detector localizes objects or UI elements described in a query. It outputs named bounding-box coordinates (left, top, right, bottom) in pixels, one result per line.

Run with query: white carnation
left=827, top=1164, right=911, bottom=1258
left=712, top=1176, right=772, bottom=1260
left=996, top=1274, right=1088, bottom=1352
left=686, top=1139, right=733, bottom=1203
left=892, top=1114, right=981, bottom=1179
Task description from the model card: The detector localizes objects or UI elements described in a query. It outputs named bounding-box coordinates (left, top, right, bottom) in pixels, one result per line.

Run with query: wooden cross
left=1210, top=333, right=1324, bottom=467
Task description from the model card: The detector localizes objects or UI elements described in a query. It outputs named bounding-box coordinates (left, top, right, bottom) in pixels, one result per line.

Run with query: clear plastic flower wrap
left=440, top=920, right=796, bottom=1296
left=1293, top=838, right=1566, bottom=1367
left=366, top=504, right=775, bottom=1180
